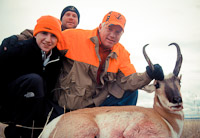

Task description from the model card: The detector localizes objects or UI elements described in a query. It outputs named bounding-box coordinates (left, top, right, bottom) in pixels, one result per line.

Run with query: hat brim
left=107, top=21, right=124, bottom=31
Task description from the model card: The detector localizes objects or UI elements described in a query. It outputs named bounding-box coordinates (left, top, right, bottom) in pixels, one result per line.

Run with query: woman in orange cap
left=0, top=15, right=64, bottom=138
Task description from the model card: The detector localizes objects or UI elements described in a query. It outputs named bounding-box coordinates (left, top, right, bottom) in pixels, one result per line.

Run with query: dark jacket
left=0, top=37, right=62, bottom=94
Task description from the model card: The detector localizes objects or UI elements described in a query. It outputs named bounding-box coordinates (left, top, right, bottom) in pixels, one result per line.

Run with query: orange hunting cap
left=33, top=15, right=62, bottom=42
left=102, top=11, right=126, bottom=31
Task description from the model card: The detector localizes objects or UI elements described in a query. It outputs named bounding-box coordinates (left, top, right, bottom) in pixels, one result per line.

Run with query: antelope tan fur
left=40, top=43, right=184, bottom=138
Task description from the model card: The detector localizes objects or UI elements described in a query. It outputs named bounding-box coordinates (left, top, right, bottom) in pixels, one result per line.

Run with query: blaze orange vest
left=57, top=28, right=136, bottom=76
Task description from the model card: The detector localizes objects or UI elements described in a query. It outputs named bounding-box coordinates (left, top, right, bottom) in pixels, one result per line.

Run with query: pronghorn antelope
left=40, top=43, right=184, bottom=138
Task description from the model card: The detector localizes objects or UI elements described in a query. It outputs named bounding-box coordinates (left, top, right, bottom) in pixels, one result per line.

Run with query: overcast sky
left=0, top=0, right=200, bottom=118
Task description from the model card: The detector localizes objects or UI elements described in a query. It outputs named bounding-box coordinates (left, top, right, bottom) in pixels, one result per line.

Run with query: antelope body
left=40, top=43, right=184, bottom=138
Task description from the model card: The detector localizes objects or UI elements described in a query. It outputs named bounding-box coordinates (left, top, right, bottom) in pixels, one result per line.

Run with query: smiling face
left=61, top=11, right=79, bottom=30
left=35, top=31, right=58, bottom=54
left=99, top=23, right=123, bottom=49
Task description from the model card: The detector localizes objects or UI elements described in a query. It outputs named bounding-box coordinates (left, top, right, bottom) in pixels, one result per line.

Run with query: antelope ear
left=141, top=84, right=155, bottom=93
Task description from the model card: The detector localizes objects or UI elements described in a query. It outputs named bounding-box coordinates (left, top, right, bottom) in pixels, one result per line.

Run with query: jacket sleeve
left=0, top=39, right=35, bottom=60
left=17, top=29, right=34, bottom=40
left=108, top=71, right=152, bottom=98
left=118, top=48, right=136, bottom=76
left=108, top=46, right=152, bottom=98
left=119, top=71, right=152, bottom=90
left=117, top=46, right=152, bottom=90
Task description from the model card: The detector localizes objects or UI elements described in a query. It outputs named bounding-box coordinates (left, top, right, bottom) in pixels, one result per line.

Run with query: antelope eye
left=155, top=82, right=160, bottom=89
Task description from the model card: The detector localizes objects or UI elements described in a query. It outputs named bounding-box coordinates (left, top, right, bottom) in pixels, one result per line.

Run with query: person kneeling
left=0, top=15, right=64, bottom=138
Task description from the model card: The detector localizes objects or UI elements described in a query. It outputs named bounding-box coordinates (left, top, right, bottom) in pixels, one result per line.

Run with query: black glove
left=1, top=35, right=18, bottom=48
left=146, top=64, right=164, bottom=80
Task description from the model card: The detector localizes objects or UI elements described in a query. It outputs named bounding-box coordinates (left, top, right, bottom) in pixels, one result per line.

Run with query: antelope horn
left=143, top=44, right=154, bottom=71
left=168, top=43, right=183, bottom=77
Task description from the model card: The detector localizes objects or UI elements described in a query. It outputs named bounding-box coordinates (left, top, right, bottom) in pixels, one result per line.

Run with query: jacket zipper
left=43, top=57, right=60, bottom=71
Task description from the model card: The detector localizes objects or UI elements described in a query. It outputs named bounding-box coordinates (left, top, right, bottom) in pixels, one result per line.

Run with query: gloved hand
left=146, top=64, right=164, bottom=80
left=18, top=29, right=33, bottom=40
left=0, top=35, right=18, bottom=48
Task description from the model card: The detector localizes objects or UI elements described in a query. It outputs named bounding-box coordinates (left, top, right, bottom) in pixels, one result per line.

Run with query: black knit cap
left=60, top=6, right=80, bottom=23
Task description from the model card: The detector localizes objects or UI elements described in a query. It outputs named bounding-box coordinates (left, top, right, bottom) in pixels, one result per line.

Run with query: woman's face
left=35, top=31, right=58, bottom=54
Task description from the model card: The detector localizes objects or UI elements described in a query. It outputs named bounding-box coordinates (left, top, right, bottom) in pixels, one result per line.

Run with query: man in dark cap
left=60, top=6, right=80, bottom=30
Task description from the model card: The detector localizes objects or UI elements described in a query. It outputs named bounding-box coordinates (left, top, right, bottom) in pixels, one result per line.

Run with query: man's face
left=35, top=31, right=58, bottom=54
left=61, top=11, right=79, bottom=30
left=99, top=23, right=123, bottom=49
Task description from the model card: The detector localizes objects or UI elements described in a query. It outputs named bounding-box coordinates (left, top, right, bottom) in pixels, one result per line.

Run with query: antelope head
left=142, top=43, right=183, bottom=112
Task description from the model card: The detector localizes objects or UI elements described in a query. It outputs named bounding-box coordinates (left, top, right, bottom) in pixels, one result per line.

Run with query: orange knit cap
left=102, top=11, right=126, bottom=31
left=33, top=15, right=62, bottom=42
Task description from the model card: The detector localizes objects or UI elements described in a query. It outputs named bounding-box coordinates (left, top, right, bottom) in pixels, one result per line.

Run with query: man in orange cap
left=54, top=11, right=164, bottom=111
left=0, top=15, right=64, bottom=138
